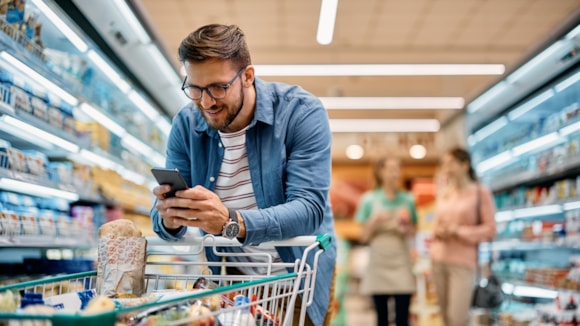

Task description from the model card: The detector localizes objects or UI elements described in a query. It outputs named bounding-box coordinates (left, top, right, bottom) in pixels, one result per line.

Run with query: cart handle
left=146, top=233, right=331, bottom=250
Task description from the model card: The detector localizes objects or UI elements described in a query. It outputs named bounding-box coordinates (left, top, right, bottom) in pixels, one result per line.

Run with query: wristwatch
left=222, top=208, right=241, bottom=239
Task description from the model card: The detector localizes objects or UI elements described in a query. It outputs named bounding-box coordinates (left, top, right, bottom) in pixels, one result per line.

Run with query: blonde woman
left=431, top=148, right=497, bottom=326
left=356, top=157, right=417, bottom=326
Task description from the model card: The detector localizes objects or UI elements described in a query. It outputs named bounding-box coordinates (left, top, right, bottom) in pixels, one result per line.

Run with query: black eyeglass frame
left=181, top=67, right=246, bottom=100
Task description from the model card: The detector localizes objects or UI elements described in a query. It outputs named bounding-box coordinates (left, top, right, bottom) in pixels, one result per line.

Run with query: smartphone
left=151, top=168, right=189, bottom=198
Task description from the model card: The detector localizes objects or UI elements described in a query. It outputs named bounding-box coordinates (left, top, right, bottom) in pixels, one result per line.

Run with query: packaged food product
left=97, top=219, right=146, bottom=298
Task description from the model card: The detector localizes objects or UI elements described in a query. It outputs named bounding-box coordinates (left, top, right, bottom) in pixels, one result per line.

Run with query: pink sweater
left=430, top=184, right=497, bottom=270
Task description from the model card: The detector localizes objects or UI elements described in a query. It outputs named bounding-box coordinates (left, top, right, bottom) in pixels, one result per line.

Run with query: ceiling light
left=0, top=52, right=79, bottom=106
left=254, top=64, right=505, bottom=76
left=320, top=97, right=464, bottom=109
left=329, top=119, right=440, bottom=133
left=0, top=178, right=79, bottom=201
left=409, top=145, right=426, bottom=159
left=87, top=50, right=131, bottom=93
left=79, top=103, right=127, bottom=137
left=507, top=89, right=554, bottom=120
left=317, top=0, right=338, bottom=45
left=112, top=0, right=151, bottom=44
left=29, top=0, right=88, bottom=52
left=345, top=144, right=364, bottom=160
left=467, top=81, right=509, bottom=113
left=1, top=116, right=79, bottom=153
left=128, top=91, right=160, bottom=120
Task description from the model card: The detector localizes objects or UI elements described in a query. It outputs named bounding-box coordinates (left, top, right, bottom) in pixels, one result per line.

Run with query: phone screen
left=151, top=168, right=189, bottom=197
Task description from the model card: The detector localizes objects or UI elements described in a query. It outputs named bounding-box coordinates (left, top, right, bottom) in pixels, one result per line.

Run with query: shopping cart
left=0, top=233, right=331, bottom=326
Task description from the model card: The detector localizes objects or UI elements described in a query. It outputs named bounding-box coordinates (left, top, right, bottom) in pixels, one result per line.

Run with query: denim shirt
left=150, top=77, right=337, bottom=325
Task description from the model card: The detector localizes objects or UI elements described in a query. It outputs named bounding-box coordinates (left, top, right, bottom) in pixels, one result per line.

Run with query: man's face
left=183, top=60, right=245, bottom=132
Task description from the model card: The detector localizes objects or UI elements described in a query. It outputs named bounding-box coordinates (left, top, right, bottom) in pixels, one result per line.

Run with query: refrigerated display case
left=466, top=20, right=580, bottom=323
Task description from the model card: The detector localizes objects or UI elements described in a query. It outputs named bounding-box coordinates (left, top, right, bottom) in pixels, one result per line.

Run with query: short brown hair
left=178, top=24, right=252, bottom=70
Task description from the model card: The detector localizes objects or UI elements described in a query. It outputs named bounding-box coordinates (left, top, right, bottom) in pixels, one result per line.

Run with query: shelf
left=0, top=236, right=95, bottom=249
left=480, top=239, right=577, bottom=251
left=494, top=197, right=580, bottom=223
left=487, top=155, right=580, bottom=193
left=501, top=280, right=561, bottom=299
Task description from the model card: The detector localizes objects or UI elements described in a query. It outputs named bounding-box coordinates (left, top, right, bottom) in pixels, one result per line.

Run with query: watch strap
left=228, top=208, right=239, bottom=223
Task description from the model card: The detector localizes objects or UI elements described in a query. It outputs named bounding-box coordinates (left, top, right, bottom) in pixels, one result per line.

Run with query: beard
left=198, top=85, right=245, bottom=132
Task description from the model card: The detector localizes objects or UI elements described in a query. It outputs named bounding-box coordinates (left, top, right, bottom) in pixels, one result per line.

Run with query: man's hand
left=153, top=185, right=231, bottom=235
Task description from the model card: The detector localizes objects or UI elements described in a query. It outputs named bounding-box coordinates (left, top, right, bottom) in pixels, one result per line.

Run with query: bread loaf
left=98, top=219, right=142, bottom=238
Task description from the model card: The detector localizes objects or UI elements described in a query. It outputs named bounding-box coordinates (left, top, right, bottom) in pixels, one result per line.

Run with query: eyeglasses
left=181, top=67, right=246, bottom=100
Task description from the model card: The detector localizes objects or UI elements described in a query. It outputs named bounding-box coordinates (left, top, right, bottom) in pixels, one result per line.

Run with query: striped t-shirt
left=216, top=127, right=285, bottom=275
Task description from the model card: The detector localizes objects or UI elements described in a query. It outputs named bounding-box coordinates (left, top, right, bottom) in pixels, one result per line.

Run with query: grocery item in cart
left=97, top=219, right=147, bottom=298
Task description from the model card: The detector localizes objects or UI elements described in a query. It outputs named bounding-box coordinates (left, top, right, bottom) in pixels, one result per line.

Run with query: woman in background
left=431, top=148, right=496, bottom=326
left=356, top=156, right=417, bottom=326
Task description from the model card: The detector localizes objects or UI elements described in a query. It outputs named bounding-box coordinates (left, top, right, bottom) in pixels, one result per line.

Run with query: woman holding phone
left=355, top=156, right=417, bottom=326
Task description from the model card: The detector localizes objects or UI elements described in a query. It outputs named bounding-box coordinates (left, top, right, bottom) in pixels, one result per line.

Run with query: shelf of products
left=466, top=22, right=580, bottom=324
left=0, top=0, right=172, bottom=276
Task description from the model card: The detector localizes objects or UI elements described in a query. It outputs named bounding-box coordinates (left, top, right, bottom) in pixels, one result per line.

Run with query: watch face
left=224, top=222, right=240, bottom=239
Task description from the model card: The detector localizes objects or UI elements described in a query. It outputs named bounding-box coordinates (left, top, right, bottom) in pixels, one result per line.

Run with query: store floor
left=336, top=286, right=443, bottom=326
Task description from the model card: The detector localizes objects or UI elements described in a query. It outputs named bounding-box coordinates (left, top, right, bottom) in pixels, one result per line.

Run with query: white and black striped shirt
left=216, top=127, right=285, bottom=275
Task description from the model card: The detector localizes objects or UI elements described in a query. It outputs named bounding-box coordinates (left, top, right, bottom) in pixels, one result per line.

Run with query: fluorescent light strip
left=155, top=118, right=172, bottom=137
left=566, top=24, right=580, bottom=40
left=146, top=45, right=180, bottom=85
left=512, top=205, right=562, bottom=219
left=467, top=81, right=509, bottom=113
left=150, top=152, right=166, bottom=168
left=128, top=91, right=160, bottom=120
left=329, top=119, right=440, bottom=133
left=555, top=71, right=580, bottom=93
left=319, top=97, right=464, bottom=109
left=501, top=283, right=515, bottom=294
left=316, top=0, right=338, bottom=45
left=0, top=52, right=79, bottom=106
left=87, top=50, right=131, bottom=93
left=476, top=150, right=513, bottom=174
left=78, top=149, right=119, bottom=170
left=495, top=211, right=514, bottom=223
left=512, top=132, right=563, bottom=157
left=472, top=116, right=508, bottom=143
left=0, top=120, right=54, bottom=150
left=467, top=135, right=477, bottom=147
left=0, top=178, right=79, bottom=201
left=122, top=134, right=155, bottom=158
left=564, top=201, right=580, bottom=211
left=512, top=285, right=558, bottom=299
left=254, top=64, right=506, bottom=76
left=79, top=103, right=127, bottom=137
left=507, top=41, right=569, bottom=84
left=29, top=0, right=88, bottom=52
left=560, top=120, right=580, bottom=136
left=507, top=89, right=554, bottom=120
left=117, top=167, right=146, bottom=185
left=112, top=0, right=151, bottom=44
left=1, top=116, right=79, bottom=153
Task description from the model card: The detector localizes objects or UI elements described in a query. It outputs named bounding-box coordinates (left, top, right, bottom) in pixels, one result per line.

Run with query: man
left=150, top=24, right=337, bottom=326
